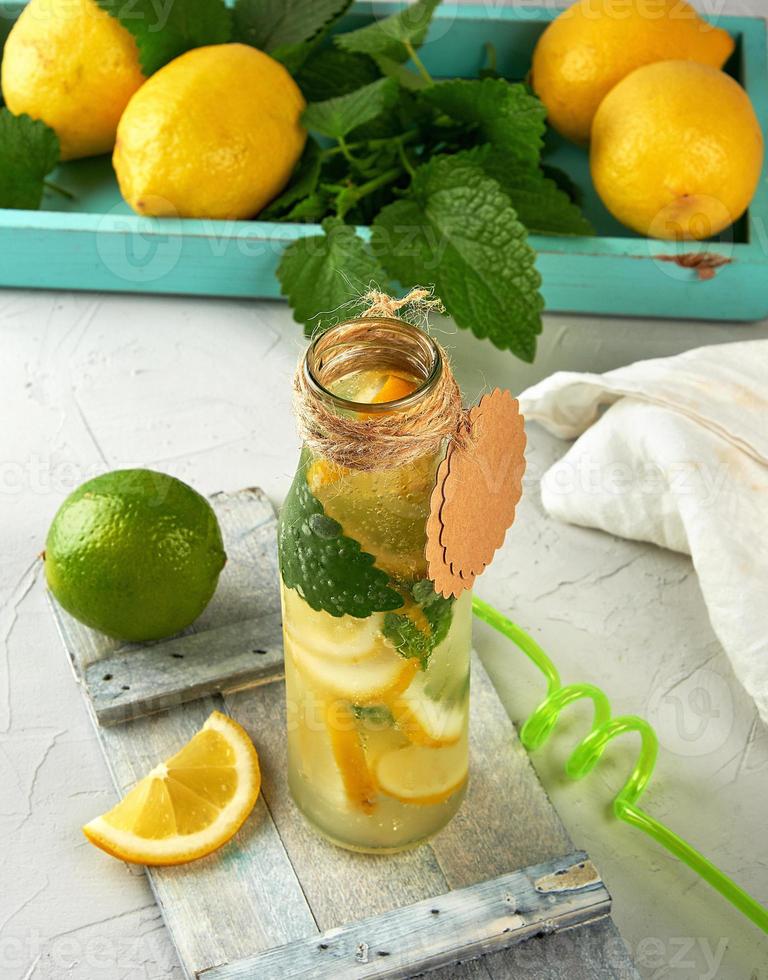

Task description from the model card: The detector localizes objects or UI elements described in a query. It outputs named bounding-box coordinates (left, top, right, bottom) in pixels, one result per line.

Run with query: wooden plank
left=192, top=489, right=280, bottom=632
left=199, top=851, right=610, bottom=980
left=95, top=698, right=318, bottom=979
left=427, top=961, right=492, bottom=980
left=84, top=610, right=283, bottom=725
left=484, top=919, right=639, bottom=980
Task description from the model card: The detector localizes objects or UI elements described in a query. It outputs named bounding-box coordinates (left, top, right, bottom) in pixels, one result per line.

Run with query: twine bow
left=360, top=287, right=445, bottom=324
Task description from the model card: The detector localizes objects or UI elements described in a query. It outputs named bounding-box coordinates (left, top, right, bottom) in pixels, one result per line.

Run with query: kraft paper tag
left=426, top=388, right=526, bottom=598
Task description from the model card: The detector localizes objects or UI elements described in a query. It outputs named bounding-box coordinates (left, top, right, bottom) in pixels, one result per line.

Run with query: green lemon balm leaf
left=421, top=78, right=546, bottom=167
left=374, top=54, right=429, bottom=91
left=412, top=579, right=453, bottom=649
left=282, top=192, right=332, bottom=223
left=0, top=110, right=60, bottom=210
left=297, top=48, right=381, bottom=102
left=95, top=0, right=231, bottom=75
left=277, top=217, right=390, bottom=333
left=270, top=43, right=316, bottom=74
left=372, top=155, right=543, bottom=362
left=336, top=0, right=442, bottom=63
left=233, top=0, right=351, bottom=52
left=383, top=580, right=453, bottom=670
left=233, top=0, right=353, bottom=76
left=279, top=464, right=403, bottom=619
left=352, top=704, right=394, bottom=725
left=383, top=614, right=431, bottom=667
left=302, top=78, right=398, bottom=141
left=484, top=160, right=594, bottom=236
left=542, top=164, right=584, bottom=207
left=458, top=146, right=594, bottom=236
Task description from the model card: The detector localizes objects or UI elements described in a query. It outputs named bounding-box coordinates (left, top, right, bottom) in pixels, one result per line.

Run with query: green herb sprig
left=273, top=0, right=594, bottom=362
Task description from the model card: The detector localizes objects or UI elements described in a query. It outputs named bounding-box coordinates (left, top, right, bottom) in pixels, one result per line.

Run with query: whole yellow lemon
left=591, top=61, right=764, bottom=240
left=1, top=0, right=144, bottom=161
left=114, top=44, right=307, bottom=220
left=531, top=0, right=734, bottom=144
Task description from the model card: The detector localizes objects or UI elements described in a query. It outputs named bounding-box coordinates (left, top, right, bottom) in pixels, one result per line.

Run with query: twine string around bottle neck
left=293, top=291, right=467, bottom=471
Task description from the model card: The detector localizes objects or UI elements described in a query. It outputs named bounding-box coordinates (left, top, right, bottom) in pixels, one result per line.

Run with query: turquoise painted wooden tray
left=1, top=2, right=767, bottom=321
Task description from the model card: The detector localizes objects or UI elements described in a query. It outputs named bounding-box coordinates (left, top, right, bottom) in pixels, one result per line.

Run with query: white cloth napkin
left=518, top=340, right=768, bottom=724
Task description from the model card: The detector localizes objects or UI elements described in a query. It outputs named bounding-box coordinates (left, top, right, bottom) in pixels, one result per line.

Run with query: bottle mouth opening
left=304, top=317, right=443, bottom=414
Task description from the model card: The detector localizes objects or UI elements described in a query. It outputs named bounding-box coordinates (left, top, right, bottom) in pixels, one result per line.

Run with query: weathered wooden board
left=201, top=852, right=610, bottom=980
left=483, top=919, right=642, bottom=980
left=49, top=489, right=638, bottom=980
left=83, top=611, right=283, bottom=724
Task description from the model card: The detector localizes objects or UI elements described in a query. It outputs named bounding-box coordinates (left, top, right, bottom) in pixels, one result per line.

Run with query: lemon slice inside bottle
left=374, top=738, right=468, bottom=806
left=288, top=632, right=417, bottom=704
left=325, top=701, right=378, bottom=814
left=389, top=671, right=465, bottom=748
left=82, top=711, right=260, bottom=865
left=282, top=586, right=384, bottom=662
left=371, top=374, right=418, bottom=405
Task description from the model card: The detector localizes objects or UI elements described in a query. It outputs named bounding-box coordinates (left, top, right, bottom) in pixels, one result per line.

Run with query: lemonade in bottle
left=278, top=317, right=471, bottom=852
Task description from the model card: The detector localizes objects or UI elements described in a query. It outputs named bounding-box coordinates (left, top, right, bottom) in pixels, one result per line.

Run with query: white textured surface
left=3, top=0, right=768, bottom=973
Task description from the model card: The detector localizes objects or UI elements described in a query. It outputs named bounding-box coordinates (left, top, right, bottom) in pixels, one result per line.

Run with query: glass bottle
left=278, top=317, right=471, bottom=853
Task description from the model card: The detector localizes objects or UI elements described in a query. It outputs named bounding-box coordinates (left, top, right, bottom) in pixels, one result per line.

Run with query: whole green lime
left=45, top=469, right=226, bottom=642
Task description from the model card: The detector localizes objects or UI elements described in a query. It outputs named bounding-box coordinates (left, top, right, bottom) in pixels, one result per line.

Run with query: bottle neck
left=304, top=317, right=443, bottom=416
left=294, top=317, right=462, bottom=472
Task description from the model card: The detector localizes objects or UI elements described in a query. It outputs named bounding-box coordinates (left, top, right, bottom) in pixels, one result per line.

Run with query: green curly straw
left=472, top=596, right=768, bottom=934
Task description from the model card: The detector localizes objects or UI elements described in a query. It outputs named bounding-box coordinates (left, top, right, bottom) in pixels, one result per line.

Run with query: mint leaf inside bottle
left=383, top=579, right=454, bottom=670
left=279, top=460, right=404, bottom=618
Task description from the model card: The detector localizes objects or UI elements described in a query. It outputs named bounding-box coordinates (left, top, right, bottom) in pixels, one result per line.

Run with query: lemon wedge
left=358, top=374, right=418, bottom=420
left=83, top=711, right=260, bottom=865
left=374, top=738, right=468, bottom=806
